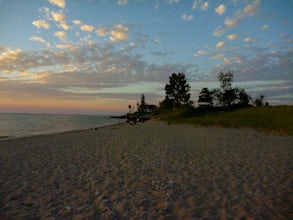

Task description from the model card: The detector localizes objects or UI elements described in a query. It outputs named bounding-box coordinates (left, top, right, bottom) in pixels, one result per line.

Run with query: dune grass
left=161, top=106, right=293, bottom=135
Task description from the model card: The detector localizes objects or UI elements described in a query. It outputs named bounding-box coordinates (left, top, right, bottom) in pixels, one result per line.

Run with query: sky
left=0, top=0, right=292, bottom=115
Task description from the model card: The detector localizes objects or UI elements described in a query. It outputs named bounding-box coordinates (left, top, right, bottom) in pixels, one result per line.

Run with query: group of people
left=127, top=117, right=149, bottom=125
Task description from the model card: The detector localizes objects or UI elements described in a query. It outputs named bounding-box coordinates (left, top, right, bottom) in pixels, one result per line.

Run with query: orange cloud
left=48, top=0, right=65, bottom=8
left=29, top=36, right=50, bottom=47
left=32, top=20, right=50, bottom=29
left=96, top=25, right=107, bottom=36
left=110, top=24, right=129, bottom=42
left=58, top=23, right=70, bottom=30
left=215, top=4, right=226, bottom=15
left=50, top=11, right=66, bottom=23
left=54, top=31, right=67, bottom=41
left=72, top=20, right=82, bottom=25
left=0, top=49, right=22, bottom=62
left=224, top=17, right=239, bottom=27
left=80, top=24, right=94, bottom=32
left=216, top=41, right=226, bottom=48
left=227, top=34, right=239, bottom=40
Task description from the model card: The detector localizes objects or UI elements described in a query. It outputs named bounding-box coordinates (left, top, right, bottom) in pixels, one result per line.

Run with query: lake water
left=0, top=113, right=122, bottom=139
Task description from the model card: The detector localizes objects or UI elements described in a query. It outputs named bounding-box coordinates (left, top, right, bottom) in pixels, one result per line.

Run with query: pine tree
left=198, top=87, right=213, bottom=107
left=164, top=73, right=191, bottom=109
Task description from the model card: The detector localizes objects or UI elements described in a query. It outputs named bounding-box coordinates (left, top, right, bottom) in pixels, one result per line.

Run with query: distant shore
left=0, top=121, right=292, bottom=219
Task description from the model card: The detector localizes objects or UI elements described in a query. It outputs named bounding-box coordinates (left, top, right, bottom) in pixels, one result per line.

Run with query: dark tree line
left=159, top=71, right=268, bottom=112
left=199, top=71, right=250, bottom=109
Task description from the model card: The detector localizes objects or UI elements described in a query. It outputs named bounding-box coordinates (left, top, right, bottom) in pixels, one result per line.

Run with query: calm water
left=0, top=113, right=122, bottom=139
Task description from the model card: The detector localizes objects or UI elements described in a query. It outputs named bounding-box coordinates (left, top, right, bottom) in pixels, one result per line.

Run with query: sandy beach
left=0, top=121, right=292, bottom=219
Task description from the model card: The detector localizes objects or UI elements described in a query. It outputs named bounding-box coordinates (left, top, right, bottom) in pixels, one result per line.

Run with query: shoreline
left=0, top=121, right=125, bottom=142
left=0, top=121, right=292, bottom=219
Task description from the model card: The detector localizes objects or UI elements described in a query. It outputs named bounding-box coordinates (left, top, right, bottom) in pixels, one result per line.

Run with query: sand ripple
left=0, top=121, right=292, bottom=219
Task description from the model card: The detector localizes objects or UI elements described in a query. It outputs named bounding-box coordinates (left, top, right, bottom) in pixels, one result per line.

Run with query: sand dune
left=0, top=121, right=292, bottom=219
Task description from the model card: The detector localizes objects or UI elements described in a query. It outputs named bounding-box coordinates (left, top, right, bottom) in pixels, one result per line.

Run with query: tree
left=254, top=94, right=265, bottom=107
left=198, top=87, right=213, bottom=107
left=139, top=94, right=146, bottom=114
left=159, top=96, right=174, bottom=110
left=235, top=87, right=251, bottom=107
left=218, top=71, right=233, bottom=90
left=216, top=71, right=235, bottom=107
left=164, top=72, right=192, bottom=109
left=137, top=94, right=146, bottom=115
left=213, top=71, right=250, bottom=108
left=214, top=71, right=251, bottom=107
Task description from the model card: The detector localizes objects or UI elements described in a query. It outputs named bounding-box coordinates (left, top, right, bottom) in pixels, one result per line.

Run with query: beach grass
left=161, top=105, right=293, bottom=135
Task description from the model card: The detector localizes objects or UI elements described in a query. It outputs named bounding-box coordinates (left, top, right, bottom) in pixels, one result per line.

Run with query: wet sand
left=0, top=121, right=292, bottom=219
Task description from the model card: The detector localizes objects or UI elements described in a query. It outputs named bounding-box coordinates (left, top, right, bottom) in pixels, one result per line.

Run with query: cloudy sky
left=0, top=0, right=292, bottom=114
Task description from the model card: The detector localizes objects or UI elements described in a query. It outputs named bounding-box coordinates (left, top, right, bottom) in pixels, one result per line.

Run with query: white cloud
left=110, top=24, right=129, bottom=42
left=80, top=37, right=94, bottom=45
left=0, top=45, right=9, bottom=52
left=261, top=24, right=269, bottom=30
left=80, top=24, right=94, bottom=32
left=266, top=41, right=273, bottom=47
left=72, top=20, right=82, bottom=26
left=0, top=44, right=181, bottom=88
left=56, top=43, right=77, bottom=51
left=201, top=1, right=209, bottom=11
left=192, top=0, right=201, bottom=10
left=243, top=37, right=254, bottom=43
left=212, top=53, right=225, bottom=59
left=1, top=42, right=292, bottom=107
left=32, top=71, right=52, bottom=81
left=213, top=25, right=226, bottom=37
left=216, top=41, right=226, bottom=48
left=19, top=71, right=29, bottom=77
left=182, top=14, right=194, bottom=21
left=48, top=0, right=65, bottom=8
left=223, top=57, right=232, bottom=64
left=227, top=34, right=239, bottom=40
left=0, top=49, right=22, bottom=62
left=154, top=38, right=160, bottom=43
left=224, top=17, right=239, bottom=27
left=32, top=20, right=50, bottom=29
left=243, top=2, right=258, bottom=16
left=50, top=11, right=66, bottom=23
left=223, top=0, right=260, bottom=28
left=38, top=6, right=50, bottom=13
left=194, top=50, right=208, bottom=57
left=0, top=49, right=24, bottom=74
left=215, top=4, right=226, bottom=16
left=213, top=48, right=293, bottom=90
left=54, top=31, right=67, bottom=41
left=279, top=33, right=288, bottom=39
left=96, top=25, right=108, bottom=36
left=271, top=51, right=280, bottom=56
left=167, top=0, right=180, bottom=4
left=96, top=24, right=129, bottom=42
left=58, top=23, right=70, bottom=30
left=117, top=0, right=128, bottom=6
left=192, top=0, right=208, bottom=11
left=30, top=36, right=51, bottom=47
left=154, top=1, right=160, bottom=10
